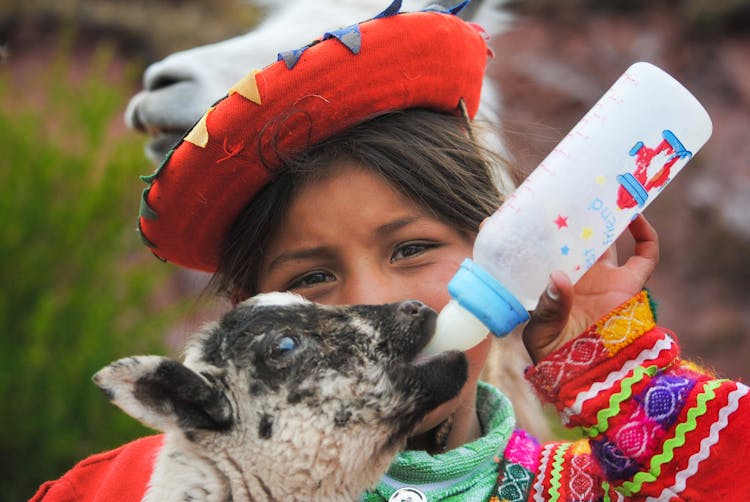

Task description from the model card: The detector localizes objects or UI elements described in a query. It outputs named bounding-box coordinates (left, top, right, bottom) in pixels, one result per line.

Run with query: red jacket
left=30, top=435, right=162, bottom=502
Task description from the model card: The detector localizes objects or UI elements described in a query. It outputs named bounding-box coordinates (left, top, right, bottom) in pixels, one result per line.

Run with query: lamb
left=93, top=292, right=467, bottom=501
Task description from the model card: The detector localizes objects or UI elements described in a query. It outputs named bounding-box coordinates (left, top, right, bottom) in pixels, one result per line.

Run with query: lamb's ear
left=93, top=355, right=232, bottom=432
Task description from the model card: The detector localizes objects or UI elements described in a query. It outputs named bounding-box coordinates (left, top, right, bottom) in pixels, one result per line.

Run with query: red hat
left=138, top=0, right=492, bottom=272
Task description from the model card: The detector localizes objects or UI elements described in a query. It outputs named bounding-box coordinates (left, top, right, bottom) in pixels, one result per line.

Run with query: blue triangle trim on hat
left=277, top=1, right=472, bottom=71
left=423, top=0, right=471, bottom=15
left=278, top=45, right=312, bottom=70
left=449, top=0, right=471, bottom=15
left=323, top=24, right=362, bottom=54
left=373, top=0, right=402, bottom=18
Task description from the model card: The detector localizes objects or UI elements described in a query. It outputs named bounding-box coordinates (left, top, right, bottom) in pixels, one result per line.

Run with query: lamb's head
left=93, top=292, right=467, bottom=500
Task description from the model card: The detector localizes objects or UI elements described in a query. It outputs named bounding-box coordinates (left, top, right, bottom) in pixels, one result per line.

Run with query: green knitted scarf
left=361, top=382, right=516, bottom=501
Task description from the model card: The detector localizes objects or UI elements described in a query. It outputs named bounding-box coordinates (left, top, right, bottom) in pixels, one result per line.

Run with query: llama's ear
left=93, top=355, right=232, bottom=432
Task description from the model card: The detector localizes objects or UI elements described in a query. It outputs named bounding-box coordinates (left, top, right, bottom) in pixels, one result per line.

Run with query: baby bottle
left=422, top=62, right=713, bottom=355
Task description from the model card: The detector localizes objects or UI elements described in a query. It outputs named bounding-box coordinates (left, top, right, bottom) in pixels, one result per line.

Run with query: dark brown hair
left=211, top=109, right=515, bottom=301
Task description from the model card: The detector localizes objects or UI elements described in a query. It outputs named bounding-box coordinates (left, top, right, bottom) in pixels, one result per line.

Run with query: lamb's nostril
left=398, top=300, right=425, bottom=316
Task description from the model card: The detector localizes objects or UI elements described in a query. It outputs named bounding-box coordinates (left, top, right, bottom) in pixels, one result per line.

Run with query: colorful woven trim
left=137, top=0, right=491, bottom=271
left=560, top=332, right=677, bottom=426
left=618, top=378, right=726, bottom=496
left=529, top=440, right=605, bottom=501
left=595, top=291, right=656, bottom=356
left=490, top=429, right=540, bottom=502
left=581, top=365, right=659, bottom=439
left=588, top=374, right=699, bottom=484
left=503, top=429, right=541, bottom=472
left=492, top=461, right=534, bottom=502
left=652, top=382, right=749, bottom=499
left=526, top=291, right=656, bottom=404
left=585, top=370, right=743, bottom=498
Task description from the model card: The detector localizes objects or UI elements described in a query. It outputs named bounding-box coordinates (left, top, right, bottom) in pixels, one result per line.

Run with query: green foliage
left=0, top=40, right=179, bottom=499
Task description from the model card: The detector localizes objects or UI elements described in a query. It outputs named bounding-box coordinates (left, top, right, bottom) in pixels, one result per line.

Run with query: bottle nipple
left=420, top=300, right=489, bottom=355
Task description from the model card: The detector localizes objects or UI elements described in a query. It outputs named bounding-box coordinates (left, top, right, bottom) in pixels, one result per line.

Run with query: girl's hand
left=522, top=214, right=659, bottom=363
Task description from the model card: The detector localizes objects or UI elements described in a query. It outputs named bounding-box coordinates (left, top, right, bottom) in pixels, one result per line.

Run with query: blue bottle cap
left=447, top=258, right=530, bottom=337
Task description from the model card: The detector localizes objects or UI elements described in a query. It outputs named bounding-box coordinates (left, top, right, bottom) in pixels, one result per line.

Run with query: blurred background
left=1, top=0, right=748, bottom=499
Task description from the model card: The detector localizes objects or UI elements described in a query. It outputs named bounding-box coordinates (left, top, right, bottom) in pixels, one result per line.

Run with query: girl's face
left=257, top=162, right=490, bottom=438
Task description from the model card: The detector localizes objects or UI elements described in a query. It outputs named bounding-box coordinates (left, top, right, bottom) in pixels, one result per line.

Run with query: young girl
left=33, top=3, right=750, bottom=501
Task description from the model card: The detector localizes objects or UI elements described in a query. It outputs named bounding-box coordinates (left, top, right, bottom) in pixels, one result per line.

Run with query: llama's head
left=93, top=292, right=467, bottom=499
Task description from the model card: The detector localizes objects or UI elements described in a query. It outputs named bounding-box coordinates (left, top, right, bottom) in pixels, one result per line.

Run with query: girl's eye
left=287, top=270, right=336, bottom=290
left=391, top=242, right=436, bottom=263
left=270, top=335, right=298, bottom=358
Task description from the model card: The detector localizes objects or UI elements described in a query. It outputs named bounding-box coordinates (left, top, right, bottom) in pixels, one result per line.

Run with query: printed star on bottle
left=581, top=227, right=594, bottom=240
left=554, top=215, right=568, bottom=229
left=561, top=245, right=570, bottom=256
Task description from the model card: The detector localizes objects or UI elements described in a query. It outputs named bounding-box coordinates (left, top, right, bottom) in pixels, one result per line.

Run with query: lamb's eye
left=271, top=336, right=298, bottom=357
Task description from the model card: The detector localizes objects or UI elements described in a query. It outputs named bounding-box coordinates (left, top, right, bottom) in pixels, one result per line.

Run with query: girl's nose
left=342, top=273, right=404, bottom=306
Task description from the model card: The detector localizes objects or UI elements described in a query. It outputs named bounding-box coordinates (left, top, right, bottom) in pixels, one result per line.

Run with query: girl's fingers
left=598, top=244, right=618, bottom=266
left=624, top=214, right=659, bottom=281
left=522, top=270, right=574, bottom=363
